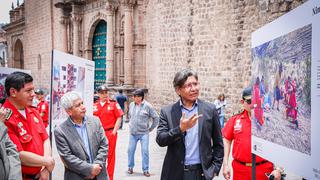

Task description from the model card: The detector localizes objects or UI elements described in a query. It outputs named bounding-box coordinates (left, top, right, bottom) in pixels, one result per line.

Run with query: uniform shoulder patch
left=5, top=108, right=13, bottom=120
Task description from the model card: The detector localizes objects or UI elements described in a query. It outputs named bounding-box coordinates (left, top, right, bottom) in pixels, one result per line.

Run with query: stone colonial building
left=4, top=0, right=305, bottom=114
left=0, top=25, right=8, bottom=67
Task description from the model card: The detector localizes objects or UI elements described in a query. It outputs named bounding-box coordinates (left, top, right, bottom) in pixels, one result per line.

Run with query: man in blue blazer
left=156, top=69, right=224, bottom=180
left=54, top=91, right=108, bottom=180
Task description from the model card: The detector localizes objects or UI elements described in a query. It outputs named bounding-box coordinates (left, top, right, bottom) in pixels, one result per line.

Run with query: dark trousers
left=183, top=169, right=206, bottom=180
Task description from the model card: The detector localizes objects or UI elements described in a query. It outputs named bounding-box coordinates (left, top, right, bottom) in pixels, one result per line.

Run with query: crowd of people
left=0, top=69, right=288, bottom=180
left=251, top=71, right=299, bottom=130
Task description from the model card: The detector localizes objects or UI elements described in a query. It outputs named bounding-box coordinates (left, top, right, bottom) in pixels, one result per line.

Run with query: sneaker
left=127, top=168, right=133, bottom=174
left=143, top=171, right=150, bottom=177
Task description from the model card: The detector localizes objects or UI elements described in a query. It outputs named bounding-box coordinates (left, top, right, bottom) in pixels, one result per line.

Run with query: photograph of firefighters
left=251, top=24, right=311, bottom=155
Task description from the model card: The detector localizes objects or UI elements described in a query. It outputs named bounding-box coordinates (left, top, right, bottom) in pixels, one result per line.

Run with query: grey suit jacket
left=156, top=99, right=224, bottom=180
left=54, top=115, right=108, bottom=180
left=0, top=122, right=22, bottom=180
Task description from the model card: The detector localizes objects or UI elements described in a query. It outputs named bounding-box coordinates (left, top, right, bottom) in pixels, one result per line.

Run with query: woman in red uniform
left=252, top=77, right=264, bottom=127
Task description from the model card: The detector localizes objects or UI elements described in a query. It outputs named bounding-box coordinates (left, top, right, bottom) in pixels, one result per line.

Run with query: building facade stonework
left=4, top=0, right=305, bottom=115
left=144, top=0, right=305, bottom=114
left=0, top=25, right=8, bottom=67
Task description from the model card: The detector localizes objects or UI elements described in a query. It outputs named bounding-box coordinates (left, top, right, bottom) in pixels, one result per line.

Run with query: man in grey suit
left=156, top=69, right=224, bottom=180
left=0, top=104, right=22, bottom=180
left=54, top=91, right=109, bottom=180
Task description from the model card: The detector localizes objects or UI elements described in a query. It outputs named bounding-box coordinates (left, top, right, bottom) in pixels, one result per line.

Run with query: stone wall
left=24, top=0, right=53, bottom=90
left=145, top=0, right=306, bottom=116
left=4, top=0, right=307, bottom=117
left=132, top=0, right=147, bottom=88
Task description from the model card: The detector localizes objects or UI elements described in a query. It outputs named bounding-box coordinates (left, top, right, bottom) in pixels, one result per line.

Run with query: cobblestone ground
left=51, top=120, right=302, bottom=180
left=113, top=122, right=227, bottom=180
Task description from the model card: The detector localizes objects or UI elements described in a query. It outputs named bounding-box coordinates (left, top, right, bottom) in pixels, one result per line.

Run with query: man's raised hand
left=180, top=113, right=202, bottom=132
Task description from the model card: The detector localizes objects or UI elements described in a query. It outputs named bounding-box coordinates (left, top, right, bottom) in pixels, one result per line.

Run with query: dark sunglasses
left=244, top=99, right=252, bottom=104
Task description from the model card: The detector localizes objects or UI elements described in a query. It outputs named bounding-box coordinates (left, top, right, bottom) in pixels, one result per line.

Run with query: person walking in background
left=35, top=88, right=49, bottom=128
left=156, top=69, right=224, bottom=180
left=115, top=89, right=128, bottom=129
left=222, top=87, right=284, bottom=180
left=286, top=79, right=298, bottom=129
left=263, top=86, right=272, bottom=113
left=127, top=89, right=159, bottom=177
left=93, top=85, right=123, bottom=180
left=3, top=72, right=55, bottom=180
left=252, top=77, right=264, bottom=127
left=260, top=76, right=266, bottom=97
left=214, top=93, right=227, bottom=128
left=54, top=91, right=108, bottom=180
left=273, top=66, right=282, bottom=111
left=0, top=104, right=22, bottom=180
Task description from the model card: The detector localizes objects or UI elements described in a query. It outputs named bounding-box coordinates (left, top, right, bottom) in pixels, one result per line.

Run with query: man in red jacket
left=222, top=87, right=283, bottom=180
left=3, top=72, right=54, bottom=180
left=93, top=85, right=123, bottom=180
left=35, top=89, right=49, bottom=128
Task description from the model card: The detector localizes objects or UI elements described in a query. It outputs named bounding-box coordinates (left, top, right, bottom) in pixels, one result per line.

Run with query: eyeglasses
left=244, top=99, right=252, bottom=104
left=182, top=82, right=200, bottom=90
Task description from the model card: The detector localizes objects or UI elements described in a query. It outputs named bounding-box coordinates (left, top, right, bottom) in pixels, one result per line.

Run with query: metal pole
left=252, top=153, right=256, bottom=180
left=49, top=50, right=54, bottom=180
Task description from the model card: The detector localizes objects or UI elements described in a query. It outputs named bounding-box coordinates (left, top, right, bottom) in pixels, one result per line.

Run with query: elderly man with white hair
left=54, top=91, right=109, bottom=180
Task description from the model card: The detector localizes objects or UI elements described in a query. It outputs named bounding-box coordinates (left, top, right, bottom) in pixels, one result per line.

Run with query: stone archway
left=13, top=39, right=24, bottom=69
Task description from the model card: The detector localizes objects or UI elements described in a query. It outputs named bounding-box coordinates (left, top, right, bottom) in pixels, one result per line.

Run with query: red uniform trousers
left=232, top=160, right=273, bottom=180
left=105, top=129, right=117, bottom=180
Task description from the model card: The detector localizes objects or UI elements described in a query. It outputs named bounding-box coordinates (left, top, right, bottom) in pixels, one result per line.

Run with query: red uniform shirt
left=222, top=110, right=266, bottom=163
left=3, top=99, right=48, bottom=175
left=37, top=100, right=49, bottom=127
left=222, top=110, right=273, bottom=180
left=93, top=99, right=123, bottom=130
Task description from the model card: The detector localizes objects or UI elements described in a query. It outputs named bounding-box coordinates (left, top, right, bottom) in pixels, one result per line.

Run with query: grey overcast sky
left=0, top=0, right=24, bottom=24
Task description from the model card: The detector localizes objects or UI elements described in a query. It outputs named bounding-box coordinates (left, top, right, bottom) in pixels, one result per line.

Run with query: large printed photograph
left=251, top=24, right=311, bottom=155
left=52, top=59, right=86, bottom=125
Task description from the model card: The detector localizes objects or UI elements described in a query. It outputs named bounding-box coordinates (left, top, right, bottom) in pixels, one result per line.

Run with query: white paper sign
left=251, top=0, right=320, bottom=179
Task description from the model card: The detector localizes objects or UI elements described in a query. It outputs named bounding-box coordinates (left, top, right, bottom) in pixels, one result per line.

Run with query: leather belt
left=184, top=164, right=202, bottom=171
left=105, top=127, right=114, bottom=131
left=22, top=173, right=39, bottom=180
left=235, top=159, right=269, bottom=167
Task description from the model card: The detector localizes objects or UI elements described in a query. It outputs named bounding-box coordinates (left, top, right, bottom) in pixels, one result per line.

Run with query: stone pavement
left=113, top=122, right=224, bottom=180
left=50, top=121, right=225, bottom=180
left=51, top=120, right=302, bottom=180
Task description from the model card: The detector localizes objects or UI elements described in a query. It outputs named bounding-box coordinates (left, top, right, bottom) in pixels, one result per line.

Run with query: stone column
left=123, top=3, right=134, bottom=86
left=60, top=16, right=69, bottom=53
left=55, top=2, right=71, bottom=53
left=106, top=5, right=114, bottom=85
left=72, top=15, right=81, bottom=56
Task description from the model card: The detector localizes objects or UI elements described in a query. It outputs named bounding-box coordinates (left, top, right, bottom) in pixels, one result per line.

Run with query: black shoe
left=143, top=171, right=150, bottom=177
left=128, top=168, right=133, bottom=174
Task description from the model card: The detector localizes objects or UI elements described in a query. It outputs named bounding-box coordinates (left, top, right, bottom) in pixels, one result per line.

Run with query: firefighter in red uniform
left=3, top=72, right=55, bottom=180
left=35, top=89, right=49, bottom=128
left=222, top=87, right=283, bottom=180
left=93, top=85, right=123, bottom=180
